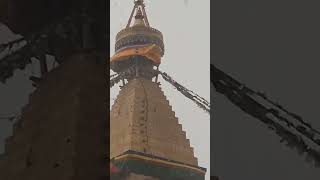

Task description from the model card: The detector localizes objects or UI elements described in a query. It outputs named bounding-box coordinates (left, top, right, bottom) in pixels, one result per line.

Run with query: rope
left=157, top=70, right=210, bottom=114
left=0, top=14, right=92, bottom=83
left=110, top=74, right=118, bottom=79
left=254, top=91, right=320, bottom=135
left=212, top=64, right=320, bottom=167
left=0, top=112, right=21, bottom=122
left=0, top=37, right=25, bottom=52
left=110, top=68, right=210, bottom=114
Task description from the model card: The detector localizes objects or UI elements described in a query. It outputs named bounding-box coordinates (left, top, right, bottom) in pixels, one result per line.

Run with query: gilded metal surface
left=115, top=26, right=164, bottom=56
left=111, top=44, right=162, bottom=64
left=110, top=78, right=199, bottom=166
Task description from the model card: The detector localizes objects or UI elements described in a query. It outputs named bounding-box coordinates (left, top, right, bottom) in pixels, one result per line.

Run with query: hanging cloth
left=110, top=44, right=162, bottom=65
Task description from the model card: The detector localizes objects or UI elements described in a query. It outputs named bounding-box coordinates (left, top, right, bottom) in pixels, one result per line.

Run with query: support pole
left=126, top=4, right=137, bottom=28
left=141, top=5, right=150, bottom=27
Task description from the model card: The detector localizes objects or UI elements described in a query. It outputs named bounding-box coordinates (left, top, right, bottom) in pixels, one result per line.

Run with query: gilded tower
left=110, top=1, right=206, bottom=179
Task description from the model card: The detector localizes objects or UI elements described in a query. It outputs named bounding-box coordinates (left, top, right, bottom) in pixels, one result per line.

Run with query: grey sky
left=0, top=24, right=57, bottom=153
left=110, top=0, right=211, bottom=179
left=212, top=0, right=320, bottom=179
left=0, top=24, right=35, bottom=156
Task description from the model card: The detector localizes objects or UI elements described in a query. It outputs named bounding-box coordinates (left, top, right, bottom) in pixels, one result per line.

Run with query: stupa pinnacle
left=110, top=1, right=206, bottom=179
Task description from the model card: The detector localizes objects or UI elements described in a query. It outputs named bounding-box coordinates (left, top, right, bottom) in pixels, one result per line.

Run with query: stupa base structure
left=111, top=151, right=206, bottom=180
left=0, top=52, right=107, bottom=180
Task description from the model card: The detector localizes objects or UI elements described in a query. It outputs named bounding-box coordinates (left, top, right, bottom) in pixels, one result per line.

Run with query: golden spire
left=111, top=0, right=165, bottom=74
left=114, top=0, right=165, bottom=57
left=126, top=0, right=150, bottom=28
left=133, top=8, right=146, bottom=27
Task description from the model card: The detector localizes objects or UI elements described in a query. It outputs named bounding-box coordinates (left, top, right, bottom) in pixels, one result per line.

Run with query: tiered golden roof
left=111, top=0, right=164, bottom=70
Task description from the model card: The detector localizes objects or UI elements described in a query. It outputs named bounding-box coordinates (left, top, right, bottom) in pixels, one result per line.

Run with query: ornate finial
left=134, top=0, right=144, bottom=6
left=133, top=7, right=145, bottom=26
left=135, top=8, right=144, bottom=19
left=126, top=0, right=149, bottom=28
left=112, top=0, right=165, bottom=74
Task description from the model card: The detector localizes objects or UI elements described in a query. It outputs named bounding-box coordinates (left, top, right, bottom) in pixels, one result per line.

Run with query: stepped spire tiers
left=110, top=1, right=206, bottom=179
left=110, top=0, right=164, bottom=80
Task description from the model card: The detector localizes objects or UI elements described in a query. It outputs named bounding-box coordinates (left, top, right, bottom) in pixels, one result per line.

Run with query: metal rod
left=126, top=4, right=137, bottom=28
left=141, top=5, right=150, bottom=26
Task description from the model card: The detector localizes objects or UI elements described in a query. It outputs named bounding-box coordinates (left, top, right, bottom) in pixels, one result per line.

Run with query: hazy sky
left=0, top=24, right=49, bottom=157
left=0, top=24, right=35, bottom=155
left=212, top=0, right=320, bottom=179
left=110, top=0, right=211, bottom=179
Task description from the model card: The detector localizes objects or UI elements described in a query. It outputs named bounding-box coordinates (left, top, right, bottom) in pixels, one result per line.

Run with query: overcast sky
left=0, top=24, right=35, bottom=155
left=110, top=0, right=211, bottom=179
left=0, top=23, right=49, bottom=156
left=213, top=0, right=320, bottom=179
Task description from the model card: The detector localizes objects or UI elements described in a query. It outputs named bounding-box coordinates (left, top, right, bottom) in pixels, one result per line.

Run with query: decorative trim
left=113, top=151, right=206, bottom=174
